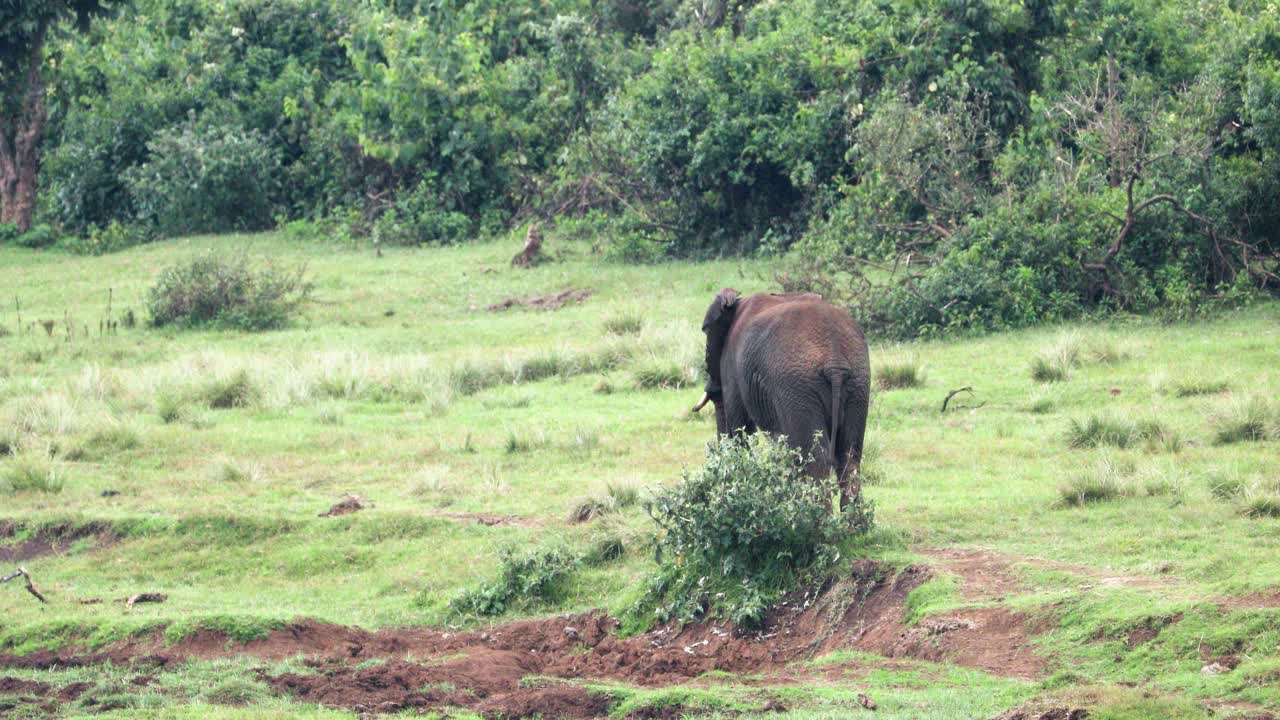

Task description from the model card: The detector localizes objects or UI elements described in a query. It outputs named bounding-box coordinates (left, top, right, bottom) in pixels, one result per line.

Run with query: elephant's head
left=692, top=288, right=739, bottom=428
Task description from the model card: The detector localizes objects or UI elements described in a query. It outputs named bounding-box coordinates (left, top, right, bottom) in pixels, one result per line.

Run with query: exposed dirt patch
left=1125, top=614, right=1182, bottom=649
left=1217, top=591, right=1280, bottom=611
left=57, top=681, right=92, bottom=701
left=0, top=558, right=1049, bottom=715
left=921, top=547, right=1022, bottom=602
left=0, top=676, right=51, bottom=695
left=923, top=546, right=1178, bottom=596
left=319, top=495, right=364, bottom=518
left=0, top=521, right=116, bottom=563
left=487, top=288, right=592, bottom=312
left=994, top=707, right=1090, bottom=720
left=431, top=511, right=540, bottom=527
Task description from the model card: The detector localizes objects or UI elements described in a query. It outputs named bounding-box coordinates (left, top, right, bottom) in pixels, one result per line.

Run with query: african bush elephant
left=691, top=289, right=871, bottom=510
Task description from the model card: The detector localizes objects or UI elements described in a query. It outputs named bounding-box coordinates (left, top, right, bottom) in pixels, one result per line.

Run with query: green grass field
left=2, top=233, right=1279, bottom=719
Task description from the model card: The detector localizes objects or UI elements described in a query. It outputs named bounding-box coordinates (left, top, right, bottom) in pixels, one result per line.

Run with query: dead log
left=1, top=567, right=48, bottom=603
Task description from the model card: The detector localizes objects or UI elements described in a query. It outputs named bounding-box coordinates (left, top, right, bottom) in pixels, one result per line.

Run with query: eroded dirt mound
left=0, top=559, right=1049, bottom=716
left=0, top=676, right=51, bottom=695
left=319, top=495, right=364, bottom=518
left=487, top=288, right=592, bottom=312
left=995, top=708, right=1090, bottom=720
left=0, top=521, right=115, bottom=563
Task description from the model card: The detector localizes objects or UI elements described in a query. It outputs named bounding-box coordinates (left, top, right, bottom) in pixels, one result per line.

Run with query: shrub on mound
left=631, top=434, right=872, bottom=630
left=147, top=253, right=311, bottom=331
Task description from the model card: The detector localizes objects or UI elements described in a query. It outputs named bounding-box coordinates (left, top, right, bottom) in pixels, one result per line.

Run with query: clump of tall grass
left=1057, top=455, right=1135, bottom=507
left=1067, top=414, right=1182, bottom=452
left=630, top=356, right=698, bottom=390
left=569, top=480, right=642, bottom=523
left=505, top=430, right=550, bottom=454
left=156, top=392, right=188, bottom=424
left=203, top=369, right=260, bottom=409
left=1170, top=379, right=1230, bottom=398
left=63, top=424, right=141, bottom=461
left=4, top=392, right=79, bottom=437
left=1206, top=470, right=1280, bottom=518
left=1031, top=332, right=1084, bottom=383
left=875, top=357, right=925, bottom=390
left=603, top=310, right=644, bottom=335
left=1024, top=390, right=1058, bottom=414
left=411, top=464, right=459, bottom=506
left=1084, top=340, right=1127, bottom=364
left=1211, top=395, right=1278, bottom=444
left=2, top=457, right=64, bottom=495
left=209, top=458, right=263, bottom=484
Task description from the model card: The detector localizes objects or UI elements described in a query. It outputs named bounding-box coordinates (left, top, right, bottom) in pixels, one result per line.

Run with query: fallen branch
left=2, top=566, right=48, bottom=603
left=118, top=593, right=167, bottom=609
left=941, top=386, right=986, bottom=413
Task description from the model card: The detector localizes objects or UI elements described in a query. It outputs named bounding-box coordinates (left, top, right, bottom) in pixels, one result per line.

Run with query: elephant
left=691, top=289, right=871, bottom=511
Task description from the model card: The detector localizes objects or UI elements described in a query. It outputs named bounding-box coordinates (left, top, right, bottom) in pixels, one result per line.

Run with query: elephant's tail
left=823, top=368, right=848, bottom=467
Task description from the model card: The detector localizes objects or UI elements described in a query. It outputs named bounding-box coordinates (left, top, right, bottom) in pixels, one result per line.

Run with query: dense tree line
left=4, top=0, right=1279, bottom=336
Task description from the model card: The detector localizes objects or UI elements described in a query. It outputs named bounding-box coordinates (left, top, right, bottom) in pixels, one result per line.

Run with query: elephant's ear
left=701, top=288, right=740, bottom=395
left=701, top=288, right=740, bottom=331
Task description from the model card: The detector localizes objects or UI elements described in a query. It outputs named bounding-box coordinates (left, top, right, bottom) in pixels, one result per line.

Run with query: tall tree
left=1, top=1, right=122, bottom=231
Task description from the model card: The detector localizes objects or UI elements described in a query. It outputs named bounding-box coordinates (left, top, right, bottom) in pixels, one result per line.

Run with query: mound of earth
left=0, top=558, right=1047, bottom=716
left=0, top=521, right=115, bottom=563
left=487, top=288, right=592, bottom=312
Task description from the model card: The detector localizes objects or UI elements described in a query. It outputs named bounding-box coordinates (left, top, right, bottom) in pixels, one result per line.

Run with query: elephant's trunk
left=691, top=392, right=711, bottom=413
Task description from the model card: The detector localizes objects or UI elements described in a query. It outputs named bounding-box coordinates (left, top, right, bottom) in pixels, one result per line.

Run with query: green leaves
left=634, top=434, right=871, bottom=629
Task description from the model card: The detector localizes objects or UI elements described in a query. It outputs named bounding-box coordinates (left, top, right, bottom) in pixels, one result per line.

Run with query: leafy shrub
left=57, top=221, right=151, bottom=256
left=632, top=434, right=870, bottom=629
left=450, top=546, right=581, bottom=617
left=124, top=120, right=281, bottom=237
left=0, top=223, right=19, bottom=244
left=147, top=253, right=311, bottom=331
left=14, top=224, right=55, bottom=249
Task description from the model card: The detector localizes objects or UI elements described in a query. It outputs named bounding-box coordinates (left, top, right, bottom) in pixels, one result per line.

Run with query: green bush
left=57, top=221, right=152, bottom=256
left=14, top=224, right=56, bottom=249
left=147, top=253, right=311, bottom=331
left=0, top=223, right=19, bottom=244
left=632, top=434, right=870, bottom=629
left=449, top=546, right=581, bottom=617
left=124, top=120, right=281, bottom=237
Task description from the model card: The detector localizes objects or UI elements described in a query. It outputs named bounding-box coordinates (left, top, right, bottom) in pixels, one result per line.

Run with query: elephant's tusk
left=691, top=393, right=711, bottom=413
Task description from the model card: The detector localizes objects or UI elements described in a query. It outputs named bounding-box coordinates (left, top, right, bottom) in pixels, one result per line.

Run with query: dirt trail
left=0, top=558, right=1049, bottom=716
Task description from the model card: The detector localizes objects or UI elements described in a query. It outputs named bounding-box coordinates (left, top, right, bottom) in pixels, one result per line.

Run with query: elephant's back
left=748, top=300, right=868, bottom=367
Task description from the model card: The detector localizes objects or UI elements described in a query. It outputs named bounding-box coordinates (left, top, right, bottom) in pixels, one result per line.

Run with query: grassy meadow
left=2, top=233, right=1279, bottom=719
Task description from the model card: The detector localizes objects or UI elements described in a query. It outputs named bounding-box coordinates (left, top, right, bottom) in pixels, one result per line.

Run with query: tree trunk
left=0, top=34, right=48, bottom=233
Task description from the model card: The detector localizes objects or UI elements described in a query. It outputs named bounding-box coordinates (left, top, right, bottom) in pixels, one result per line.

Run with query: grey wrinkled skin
left=699, top=289, right=871, bottom=510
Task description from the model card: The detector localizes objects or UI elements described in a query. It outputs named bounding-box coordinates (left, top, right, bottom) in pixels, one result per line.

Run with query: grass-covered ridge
left=2, top=234, right=1279, bottom=718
